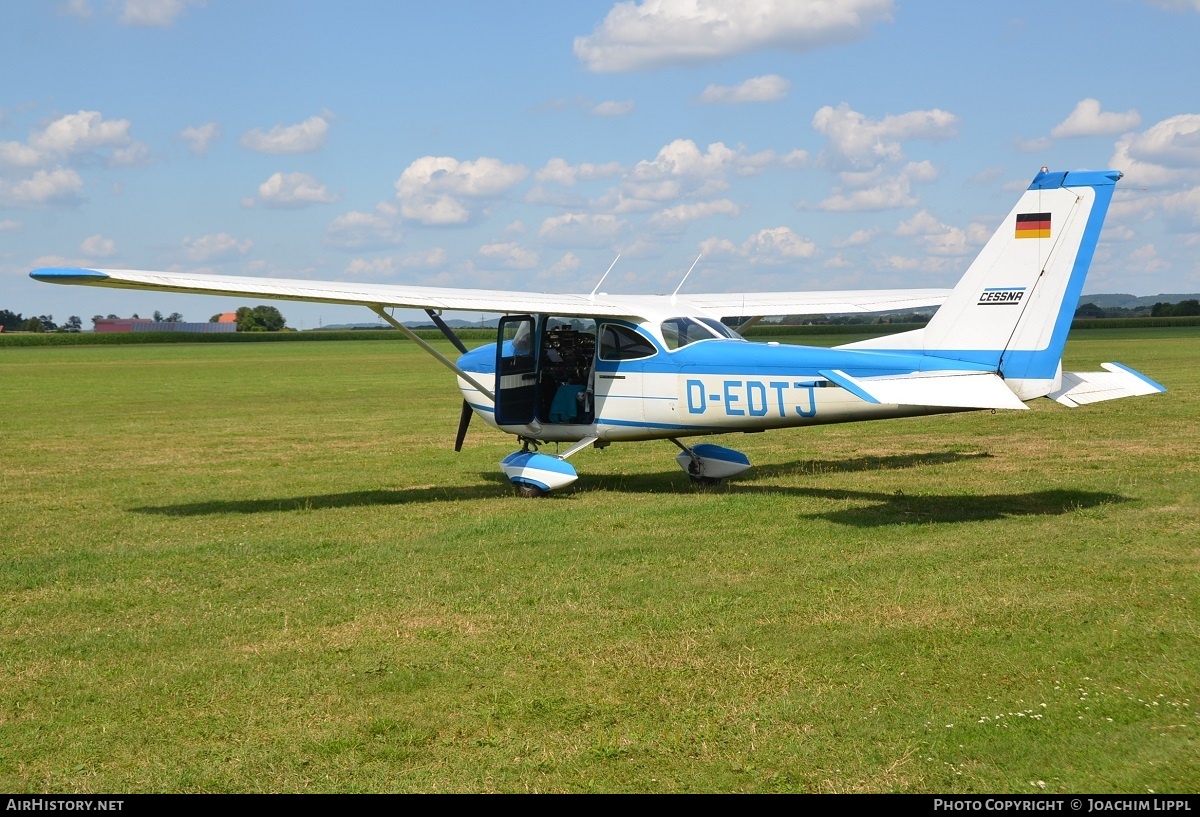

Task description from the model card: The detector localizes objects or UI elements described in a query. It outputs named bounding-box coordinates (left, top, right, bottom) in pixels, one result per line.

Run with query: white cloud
left=697, top=236, right=739, bottom=258
left=1128, top=242, right=1171, bottom=272
left=21, top=111, right=149, bottom=167
left=346, top=248, right=447, bottom=277
left=591, top=100, right=635, bottom=117
left=548, top=252, right=581, bottom=276
left=698, top=74, right=790, bottom=104
left=0, top=141, right=41, bottom=167
left=538, top=213, right=627, bottom=246
left=893, top=209, right=990, bottom=256
left=882, top=255, right=922, bottom=271
left=831, top=228, right=877, bottom=247
left=344, top=257, right=398, bottom=279
left=181, top=232, right=252, bottom=263
left=812, top=103, right=958, bottom=170
left=894, top=209, right=944, bottom=236
left=1163, top=185, right=1200, bottom=226
left=248, top=172, right=339, bottom=208
left=479, top=241, right=540, bottom=269
left=742, top=227, right=817, bottom=263
left=621, top=139, right=739, bottom=204
left=1014, top=136, right=1054, bottom=153
left=110, top=142, right=152, bottom=167
left=0, top=168, right=85, bottom=206
left=1051, top=98, right=1141, bottom=138
left=81, top=234, right=116, bottom=257
left=181, top=122, right=220, bottom=155
left=1122, top=113, right=1200, bottom=169
left=394, top=156, right=528, bottom=225
left=324, top=206, right=405, bottom=250
left=240, top=115, right=330, bottom=154
left=535, top=158, right=624, bottom=185
left=816, top=162, right=936, bottom=211
left=648, top=198, right=740, bottom=230
left=0, top=219, right=23, bottom=231
left=120, top=0, right=194, bottom=27
left=698, top=227, right=817, bottom=265
left=575, top=0, right=894, bottom=72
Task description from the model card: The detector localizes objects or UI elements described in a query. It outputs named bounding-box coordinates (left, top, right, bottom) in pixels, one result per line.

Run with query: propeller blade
left=454, top=400, right=473, bottom=452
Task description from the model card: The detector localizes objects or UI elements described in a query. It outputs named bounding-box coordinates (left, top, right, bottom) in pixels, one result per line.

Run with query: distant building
left=94, top=317, right=236, bottom=333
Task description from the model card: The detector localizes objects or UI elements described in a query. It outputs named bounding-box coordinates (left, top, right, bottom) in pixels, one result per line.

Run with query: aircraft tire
left=515, top=483, right=547, bottom=498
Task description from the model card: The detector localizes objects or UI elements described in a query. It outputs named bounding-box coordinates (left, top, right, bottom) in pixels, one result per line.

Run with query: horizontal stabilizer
left=819, top=369, right=1029, bottom=410
left=1048, top=362, right=1167, bottom=407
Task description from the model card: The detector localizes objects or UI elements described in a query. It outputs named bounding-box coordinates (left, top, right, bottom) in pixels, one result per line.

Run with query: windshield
left=661, top=317, right=738, bottom=350
left=698, top=317, right=744, bottom=340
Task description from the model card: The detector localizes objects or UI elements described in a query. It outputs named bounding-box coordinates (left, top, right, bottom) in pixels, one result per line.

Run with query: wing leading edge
left=31, top=267, right=950, bottom=321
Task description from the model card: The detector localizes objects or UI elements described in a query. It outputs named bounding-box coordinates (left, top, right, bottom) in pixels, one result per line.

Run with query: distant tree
left=0, top=309, right=22, bottom=330
left=131, top=313, right=140, bottom=319
left=92, top=315, right=104, bottom=326
left=106, top=314, right=119, bottom=319
left=166, top=312, right=184, bottom=322
left=210, top=313, right=222, bottom=323
left=18, top=317, right=45, bottom=332
left=235, top=305, right=287, bottom=332
left=63, top=316, right=83, bottom=333
left=1150, top=300, right=1199, bottom=317
left=153, top=310, right=164, bottom=321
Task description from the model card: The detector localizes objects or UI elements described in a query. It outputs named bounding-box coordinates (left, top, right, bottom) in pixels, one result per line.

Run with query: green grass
left=1, top=330, right=1197, bottom=793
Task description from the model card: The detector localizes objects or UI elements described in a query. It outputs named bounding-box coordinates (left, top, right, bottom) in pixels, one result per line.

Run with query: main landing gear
left=669, top=439, right=752, bottom=486
left=500, top=438, right=753, bottom=497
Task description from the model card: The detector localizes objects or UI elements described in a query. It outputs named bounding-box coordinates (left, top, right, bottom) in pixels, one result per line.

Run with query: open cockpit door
left=495, top=315, right=538, bottom=425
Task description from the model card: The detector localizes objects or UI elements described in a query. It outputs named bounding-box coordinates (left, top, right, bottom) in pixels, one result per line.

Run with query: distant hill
left=1078, top=293, right=1200, bottom=309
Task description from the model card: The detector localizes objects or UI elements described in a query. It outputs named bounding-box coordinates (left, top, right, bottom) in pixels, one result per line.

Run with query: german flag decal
left=1015, top=212, right=1051, bottom=239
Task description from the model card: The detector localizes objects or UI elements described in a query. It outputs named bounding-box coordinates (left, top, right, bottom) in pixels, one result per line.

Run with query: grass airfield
left=1, top=328, right=1196, bottom=793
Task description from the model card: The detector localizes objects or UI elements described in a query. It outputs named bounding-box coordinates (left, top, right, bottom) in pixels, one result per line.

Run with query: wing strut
left=369, top=305, right=495, bottom=403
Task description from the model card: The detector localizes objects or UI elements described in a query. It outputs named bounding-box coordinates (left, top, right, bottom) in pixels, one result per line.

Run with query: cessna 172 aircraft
left=32, top=168, right=1164, bottom=496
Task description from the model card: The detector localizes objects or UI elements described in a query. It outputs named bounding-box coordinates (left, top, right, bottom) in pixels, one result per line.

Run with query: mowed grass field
left=1, top=328, right=1196, bottom=793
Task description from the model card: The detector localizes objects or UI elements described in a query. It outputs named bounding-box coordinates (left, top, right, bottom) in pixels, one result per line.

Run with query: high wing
left=30, top=267, right=950, bottom=321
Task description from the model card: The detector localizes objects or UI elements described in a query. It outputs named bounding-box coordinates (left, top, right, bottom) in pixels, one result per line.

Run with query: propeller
left=422, top=309, right=477, bottom=453
left=454, top=400, right=473, bottom=452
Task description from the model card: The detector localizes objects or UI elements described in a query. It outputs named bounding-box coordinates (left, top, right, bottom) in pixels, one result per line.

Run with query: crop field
left=1, top=328, right=1197, bottom=793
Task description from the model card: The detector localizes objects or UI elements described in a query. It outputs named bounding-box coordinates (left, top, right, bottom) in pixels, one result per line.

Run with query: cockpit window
left=698, top=317, right=744, bottom=340
left=661, top=317, right=725, bottom=350
left=599, top=323, right=657, bottom=361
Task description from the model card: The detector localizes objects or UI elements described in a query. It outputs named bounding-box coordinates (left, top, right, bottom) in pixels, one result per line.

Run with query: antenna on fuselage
left=589, top=254, right=620, bottom=301
left=670, top=254, right=702, bottom=304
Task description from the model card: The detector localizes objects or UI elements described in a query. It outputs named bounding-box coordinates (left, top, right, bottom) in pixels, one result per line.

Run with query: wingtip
left=30, top=267, right=109, bottom=284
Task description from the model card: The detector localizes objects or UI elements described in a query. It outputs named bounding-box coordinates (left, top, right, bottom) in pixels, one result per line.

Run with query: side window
left=599, top=323, right=657, bottom=361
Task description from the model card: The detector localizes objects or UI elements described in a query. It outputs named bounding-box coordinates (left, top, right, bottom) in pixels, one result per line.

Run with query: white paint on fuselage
left=458, top=363, right=972, bottom=444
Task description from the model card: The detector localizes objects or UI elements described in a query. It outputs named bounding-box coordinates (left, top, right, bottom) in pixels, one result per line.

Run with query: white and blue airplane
left=32, top=168, right=1165, bottom=496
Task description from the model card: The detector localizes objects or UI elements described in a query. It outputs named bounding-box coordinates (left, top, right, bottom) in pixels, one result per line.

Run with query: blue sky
left=3, top=0, right=1200, bottom=329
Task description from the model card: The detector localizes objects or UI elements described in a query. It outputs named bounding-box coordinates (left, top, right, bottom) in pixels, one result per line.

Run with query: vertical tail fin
left=847, top=170, right=1122, bottom=395
left=920, top=169, right=1121, bottom=390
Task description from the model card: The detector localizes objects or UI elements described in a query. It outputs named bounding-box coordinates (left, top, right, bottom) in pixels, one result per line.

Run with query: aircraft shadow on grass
left=131, top=450, right=1127, bottom=527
